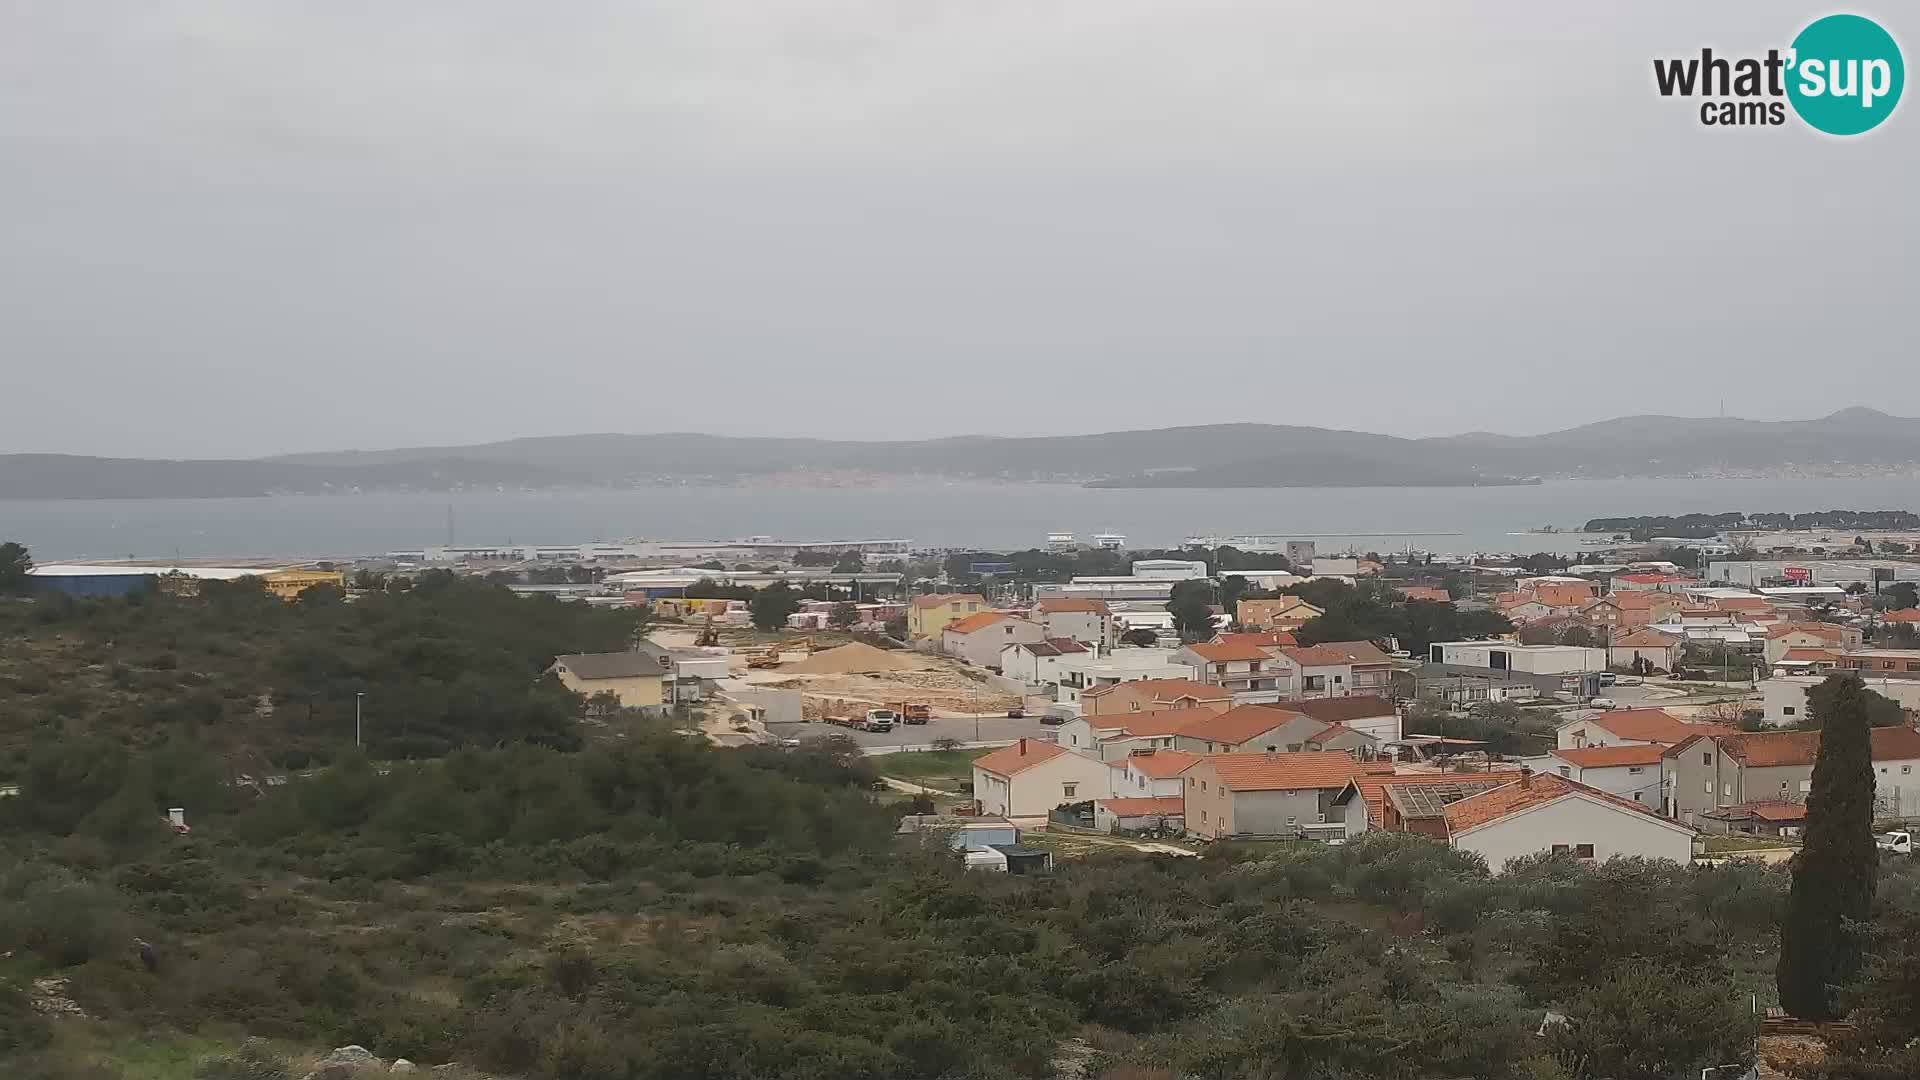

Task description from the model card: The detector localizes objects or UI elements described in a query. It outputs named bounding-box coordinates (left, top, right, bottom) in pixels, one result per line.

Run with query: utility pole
left=355, top=692, right=365, bottom=748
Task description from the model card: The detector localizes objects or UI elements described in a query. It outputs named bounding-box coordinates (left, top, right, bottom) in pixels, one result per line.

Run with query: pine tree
left=1776, top=673, right=1880, bottom=1019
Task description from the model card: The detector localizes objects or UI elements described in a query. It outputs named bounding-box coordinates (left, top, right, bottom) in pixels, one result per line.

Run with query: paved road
left=796, top=712, right=1057, bottom=750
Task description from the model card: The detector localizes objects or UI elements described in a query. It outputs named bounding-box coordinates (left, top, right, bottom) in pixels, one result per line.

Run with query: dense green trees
left=0, top=541, right=30, bottom=594
left=1283, top=579, right=1512, bottom=653
left=0, top=573, right=643, bottom=774
left=747, top=582, right=801, bottom=631
left=1779, top=673, right=1880, bottom=1020
left=1166, top=579, right=1215, bottom=641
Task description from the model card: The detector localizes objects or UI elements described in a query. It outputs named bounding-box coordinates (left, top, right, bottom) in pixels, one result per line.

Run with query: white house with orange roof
left=1081, top=677, right=1232, bottom=717
left=970, top=738, right=1115, bottom=818
left=1107, top=747, right=1202, bottom=798
left=1544, top=744, right=1669, bottom=806
left=1555, top=708, right=1734, bottom=751
left=1607, top=629, right=1683, bottom=672
left=1176, top=639, right=1289, bottom=701
left=1762, top=621, right=1862, bottom=664
left=1182, top=752, right=1364, bottom=840
left=1057, top=706, right=1218, bottom=759
left=941, top=612, right=1045, bottom=668
left=1441, top=769, right=1697, bottom=869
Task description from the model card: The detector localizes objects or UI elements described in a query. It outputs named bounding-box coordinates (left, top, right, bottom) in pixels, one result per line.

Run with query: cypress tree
left=1776, top=673, right=1880, bottom=1019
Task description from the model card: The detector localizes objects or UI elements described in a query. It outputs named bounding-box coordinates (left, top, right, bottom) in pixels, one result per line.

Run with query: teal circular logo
left=1787, top=14, right=1904, bottom=135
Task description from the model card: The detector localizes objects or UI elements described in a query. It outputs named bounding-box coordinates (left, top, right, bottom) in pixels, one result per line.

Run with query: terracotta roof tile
left=1034, top=598, right=1111, bottom=615
left=1778, top=647, right=1839, bottom=663
left=1765, top=622, right=1847, bottom=640
left=1177, top=704, right=1307, bottom=746
left=1612, top=629, right=1681, bottom=647
left=1202, top=752, right=1358, bottom=792
left=1577, top=708, right=1734, bottom=745
left=943, top=611, right=1012, bottom=635
left=1098, top=706, right=1221, bottom=738
left=1122, top=748, right=1202, bottom=777
left=972, top=739, right=1073, bottom=777
left=1082, top=678, right=1230, bottom=702
left=1718, top=726, right=1920, bottom=768
left=1397, top=586, right=1452, bottom=603
left=1185, top=640, right=1273, bottom=662
left=1283, top=641, right=1392, bottom=667
left=1442, top=771, right=1678, bottom=833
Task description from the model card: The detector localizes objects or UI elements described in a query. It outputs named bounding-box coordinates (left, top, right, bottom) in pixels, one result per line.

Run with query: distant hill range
left=5, top=407, right=1919, bottom=499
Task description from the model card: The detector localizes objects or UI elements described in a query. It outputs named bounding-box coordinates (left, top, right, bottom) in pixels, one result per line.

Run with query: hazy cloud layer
left=2, top=2, right=1913, bottom=456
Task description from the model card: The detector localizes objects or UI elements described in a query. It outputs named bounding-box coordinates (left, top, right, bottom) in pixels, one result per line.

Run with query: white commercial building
left=1428, top=641, right=1608, bottom=675
left=1762, top=673, right=1920, bottom=727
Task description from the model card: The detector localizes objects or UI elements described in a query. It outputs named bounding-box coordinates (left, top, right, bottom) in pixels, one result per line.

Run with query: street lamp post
left=355, top=692, right=365, bottom=748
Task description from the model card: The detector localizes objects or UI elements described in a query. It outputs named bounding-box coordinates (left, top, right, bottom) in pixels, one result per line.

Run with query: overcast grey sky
left=2, top=2, right=1914, bottom=458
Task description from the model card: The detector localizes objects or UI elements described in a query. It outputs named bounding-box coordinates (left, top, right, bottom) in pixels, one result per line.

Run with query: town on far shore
left=17, top=513, right=1920, bottom=867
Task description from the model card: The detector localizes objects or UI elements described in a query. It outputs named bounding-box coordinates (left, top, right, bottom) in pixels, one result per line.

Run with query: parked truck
left=895, top=702, right=932, bottom=725
left=862, top=708, right=897, bottom=733
left=1878, top=830, right=1913, bottom=855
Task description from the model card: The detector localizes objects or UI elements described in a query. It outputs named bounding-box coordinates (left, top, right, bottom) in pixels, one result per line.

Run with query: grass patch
left=877, top=749, right=988, bottom=789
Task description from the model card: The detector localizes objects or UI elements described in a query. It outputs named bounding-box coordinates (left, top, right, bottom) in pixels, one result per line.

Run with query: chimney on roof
left=1018, top=738, right=1027, bottom=756
left=1519, top=765, right=1532, bottom=789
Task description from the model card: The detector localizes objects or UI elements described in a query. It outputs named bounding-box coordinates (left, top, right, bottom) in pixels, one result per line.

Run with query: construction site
left=651, top=627, right=1023, bottom=724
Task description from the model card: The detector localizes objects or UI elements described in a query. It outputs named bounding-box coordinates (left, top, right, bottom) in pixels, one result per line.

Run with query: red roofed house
left=1398, top=585, right=1453, bottom=603
left=1544, top=744, right=1668, bottom=806
left=1030, top=597, right=1115, bottom=650
left=1276, top=641, right=1396, bottom=698
left=1082, top=678, right=1233, bottom=718
left=1441, top=769, right=1696, bottom=869
left=1093, top=795, right=1185, bottom=834
left=971, top=738, right=1116, bottom=818
left=1607, top=628, right=1683, bottom=672
left=1293, top=694, right=1403, bottom=742
left=1332, top=771, right=1522, bottom=837
left=1172, top=705, right=1331, bottom=756
left=1884, top=608, right=1920, bottom=625
left=1176, top=639, right=1289, bottom=700
left=1556, top=708, right=1734, bottom=751
left=1110, top=747, right=1202, bottom=798
left=1058, top=707, right=1216, bottom=759
left=1213, top=629, right=1299, bottom=650
left=1531, top=582, right=1598, bottom=612
left=942, top=612, right=1045, bottom=669
left=1582, top=591, right=1681, bottom=629
left=1696, top=800, right=1807, bottom=838
left=1182, top=752, right=1362, bottom=840
left=1613, top=573, right=1694, bottom=593
left=1664, top=726, right=1920, bottom=821
left=1236, top=595, right=1324, bottom=631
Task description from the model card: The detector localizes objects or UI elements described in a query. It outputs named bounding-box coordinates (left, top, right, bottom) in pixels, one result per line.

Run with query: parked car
left=1006, top=706, right=1025, bottom=719
left=1039, top=712, right=1066, bottom=726
left=1587, top=697, right=1617, bottom=710
left=1878, top=830, right=1913, bottom=855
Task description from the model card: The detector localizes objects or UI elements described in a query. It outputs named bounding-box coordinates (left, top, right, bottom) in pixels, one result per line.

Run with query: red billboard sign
left=1784, top=566, right=1811, bottom=582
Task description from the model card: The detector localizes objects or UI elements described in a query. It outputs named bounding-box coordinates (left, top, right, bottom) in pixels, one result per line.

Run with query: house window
left=1783, top=707, right=1796, bottom=716
left=1334, top=675, right=1344, bottom=684
left=1557, top=766, right=1571, bottom=777
left=1200, top=809, right=1207, bottom=823
left=1628, top=766, right=1643, bottom=774
left=1723, top=784, right=1733, bottom=797
left=1633, top=793, right=1643, bottom=802
left=1702, top=753, right=1712, bottom=766
left=1704, top=781, right=1712, bottom=794
left=1551, top=843, right=1570, bottom=853
left=1800, top=779, right=1813, bottom=792
left=1575, top=843, right=1595, bottom=859
left=1905, top=766, right=1913, bottom=775
left=1063, top=784, right=1077, bottom=798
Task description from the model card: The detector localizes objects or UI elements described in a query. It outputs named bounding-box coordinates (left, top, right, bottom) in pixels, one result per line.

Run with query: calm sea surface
left=7, top=477, right=1920, bottom=562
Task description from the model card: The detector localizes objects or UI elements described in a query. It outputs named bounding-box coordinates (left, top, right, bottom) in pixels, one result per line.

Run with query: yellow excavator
left=695, top=616, right=720, bottom=648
